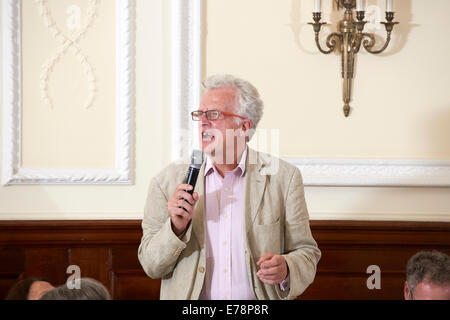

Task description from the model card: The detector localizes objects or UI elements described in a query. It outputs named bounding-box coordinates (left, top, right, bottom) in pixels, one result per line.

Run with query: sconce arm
left=362, top=14, right=399, bottom=55
left=361, top=31, right=391, bottom=54
left=313, top=32, right=342, bottom=54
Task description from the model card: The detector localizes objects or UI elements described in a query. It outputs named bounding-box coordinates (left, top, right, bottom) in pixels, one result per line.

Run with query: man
left=404, top=250, right=450, bottom=300
left=138, top=74, right=321, bottom=299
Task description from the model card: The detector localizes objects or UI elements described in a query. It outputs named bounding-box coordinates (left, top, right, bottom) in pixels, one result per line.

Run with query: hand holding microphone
left=168, top=184, right=198, bottom=236
left=167, top=150, right=204, bottom=237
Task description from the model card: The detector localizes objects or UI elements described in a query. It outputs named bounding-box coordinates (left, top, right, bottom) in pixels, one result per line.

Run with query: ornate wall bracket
left=309, top=0, right=399, bottom=117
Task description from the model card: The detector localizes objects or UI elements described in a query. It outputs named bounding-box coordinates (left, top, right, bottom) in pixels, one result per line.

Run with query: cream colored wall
left=0, top=0, right=172, bottom=219
left=0, top=0, right=448, bottom=221
left=206, top=0, right=450, bottom=159
left=205, top=0, right=450, bottom=221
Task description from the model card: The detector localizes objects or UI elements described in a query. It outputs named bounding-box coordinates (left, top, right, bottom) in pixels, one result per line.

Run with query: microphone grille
left=190, top=150, right=204, bottom=169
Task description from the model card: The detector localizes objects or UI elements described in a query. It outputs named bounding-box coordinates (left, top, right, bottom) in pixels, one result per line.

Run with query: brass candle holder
left=309, top=0, right=399, bottom=117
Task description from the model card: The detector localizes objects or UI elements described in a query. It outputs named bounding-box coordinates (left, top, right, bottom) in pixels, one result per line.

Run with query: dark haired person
left=5, top=277, right=54, bottom=300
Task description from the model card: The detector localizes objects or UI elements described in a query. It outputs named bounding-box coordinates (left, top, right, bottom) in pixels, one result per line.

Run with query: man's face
left=198, top=86, right=244, bottom=162
left=404, top=280, right=450, bottom=300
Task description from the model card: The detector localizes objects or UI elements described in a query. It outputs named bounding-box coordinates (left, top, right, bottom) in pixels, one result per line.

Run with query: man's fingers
left=171, top=207, right=190, bottom=219
left=257, top=276, right=282, bottom=285
left=176, top=191, right=195, bottom=205
left=177, top=199, right=193, bottom=213
left=260, top=255, right=283, bottom=269
left=176, top=184, right=193, bottom=192
left=257, top=265, right=282, bottom=276
left=168, top=184, right=198, bottom=237
left=257, top=251, right=274, bottom=266
left=257, top=273, right=282, bottom=281
left=168, top=203, right=190, bottom=217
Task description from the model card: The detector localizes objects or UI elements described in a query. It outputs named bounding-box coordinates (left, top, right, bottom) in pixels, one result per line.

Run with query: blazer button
left=198, top=266, right=205, bottom=273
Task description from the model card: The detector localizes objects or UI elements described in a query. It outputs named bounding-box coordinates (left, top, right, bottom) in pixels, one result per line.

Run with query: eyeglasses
left=191, top=110, right=246, bottom=121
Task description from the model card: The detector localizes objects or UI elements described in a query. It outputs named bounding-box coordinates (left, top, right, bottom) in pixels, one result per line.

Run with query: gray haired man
left=138, top=74, right=320, bottom=300
left=404, top=250, right=450, bottom=300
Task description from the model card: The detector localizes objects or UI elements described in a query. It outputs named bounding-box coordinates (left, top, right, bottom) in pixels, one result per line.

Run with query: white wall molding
left=308, top=210, right=450, bottom=222
left=1, top=0, right=135, bottom=185
left=171, top=0, right=203, bottom=161
left=287, top=158, right=450, bottom=187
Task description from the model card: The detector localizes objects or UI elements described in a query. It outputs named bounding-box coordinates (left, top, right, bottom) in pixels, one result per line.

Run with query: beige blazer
left=138, top=148, right=321, bottom=300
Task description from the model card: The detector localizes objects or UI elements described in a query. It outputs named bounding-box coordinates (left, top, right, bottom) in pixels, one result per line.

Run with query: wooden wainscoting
left=0, top=220, right=449, bottom=300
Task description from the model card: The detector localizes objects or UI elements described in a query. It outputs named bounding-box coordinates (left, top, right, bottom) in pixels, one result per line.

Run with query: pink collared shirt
left=199, top=147, right=256, bottom=300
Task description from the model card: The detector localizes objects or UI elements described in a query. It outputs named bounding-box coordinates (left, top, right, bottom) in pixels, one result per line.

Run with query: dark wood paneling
left=0, top=220, right=449, bottom=300
left=0, top=248, right=25, bottom=272
left=70, top=248, right=111, bottom=292
left=301, top=272, right=405, bottom=300
left=111, top=247, right=143, bottom=270
left=25, top=248, right=69, bottom=285
left=113, top=272, right=161, bottom=300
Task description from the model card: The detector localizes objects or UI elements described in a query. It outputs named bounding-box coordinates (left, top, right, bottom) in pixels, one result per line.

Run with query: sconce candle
left=313, top=0, right=321, bottom=13
left=356, top=0, right=364, bottom=11
left=387, top=0, right=393, bottom=12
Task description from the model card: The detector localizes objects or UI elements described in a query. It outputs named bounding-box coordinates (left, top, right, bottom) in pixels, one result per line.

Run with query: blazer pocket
left=252, top=221, right=281, bottom=258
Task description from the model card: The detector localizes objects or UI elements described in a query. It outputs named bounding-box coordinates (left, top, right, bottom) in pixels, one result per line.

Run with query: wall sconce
left=309, top=0, right=399, bottom=117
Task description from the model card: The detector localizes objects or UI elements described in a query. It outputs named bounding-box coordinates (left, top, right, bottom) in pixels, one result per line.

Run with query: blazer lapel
left=192, top=163, right=205, bottom=248
left=245, top=148, right=267, bottom=234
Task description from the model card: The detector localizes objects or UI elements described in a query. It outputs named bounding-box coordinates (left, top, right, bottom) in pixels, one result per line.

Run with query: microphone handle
left=176, top=166, right=200, bottom=215
left=185, top=166, right=200, bottom=195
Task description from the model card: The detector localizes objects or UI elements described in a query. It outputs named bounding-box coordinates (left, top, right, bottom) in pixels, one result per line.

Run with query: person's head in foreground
left=404, top=250, right=450, bottom=300
left=5, top=277, right=54, bottom=300
left=40, top=277, right=111, bottom=300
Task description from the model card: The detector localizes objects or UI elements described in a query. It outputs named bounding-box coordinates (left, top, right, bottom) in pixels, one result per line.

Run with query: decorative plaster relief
left=35, top=0, right=99, bottom=110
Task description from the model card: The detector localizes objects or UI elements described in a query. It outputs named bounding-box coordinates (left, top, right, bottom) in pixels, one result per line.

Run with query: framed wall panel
left=2, top=0, right=135, bottom=185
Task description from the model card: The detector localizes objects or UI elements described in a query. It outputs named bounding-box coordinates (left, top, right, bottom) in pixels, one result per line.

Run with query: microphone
left=177, top=150, right=204, bottom=215
left=185, top=150, right=204, bottom=194
left=174, top=150, right=204, bottom=229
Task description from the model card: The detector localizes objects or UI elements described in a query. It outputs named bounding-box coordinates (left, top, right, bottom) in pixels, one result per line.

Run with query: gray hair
left=406, top=250, right=450, bottom=294
left=204, top=74, right=263, bottom=139
left=40, top=278, right=111, bottom=300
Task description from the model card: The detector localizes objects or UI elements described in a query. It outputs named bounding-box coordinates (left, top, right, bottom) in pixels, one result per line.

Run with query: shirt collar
left=205, top=146, right=248, bottom=177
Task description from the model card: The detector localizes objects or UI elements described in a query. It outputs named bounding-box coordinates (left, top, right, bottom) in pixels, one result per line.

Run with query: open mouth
left=202, top=132, right=215, bottom=142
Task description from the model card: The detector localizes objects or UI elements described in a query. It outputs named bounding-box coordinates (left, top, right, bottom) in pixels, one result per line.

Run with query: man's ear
left=404, top=281, right=411, bottom=300
left=241, top=119, right=253, bottom=136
